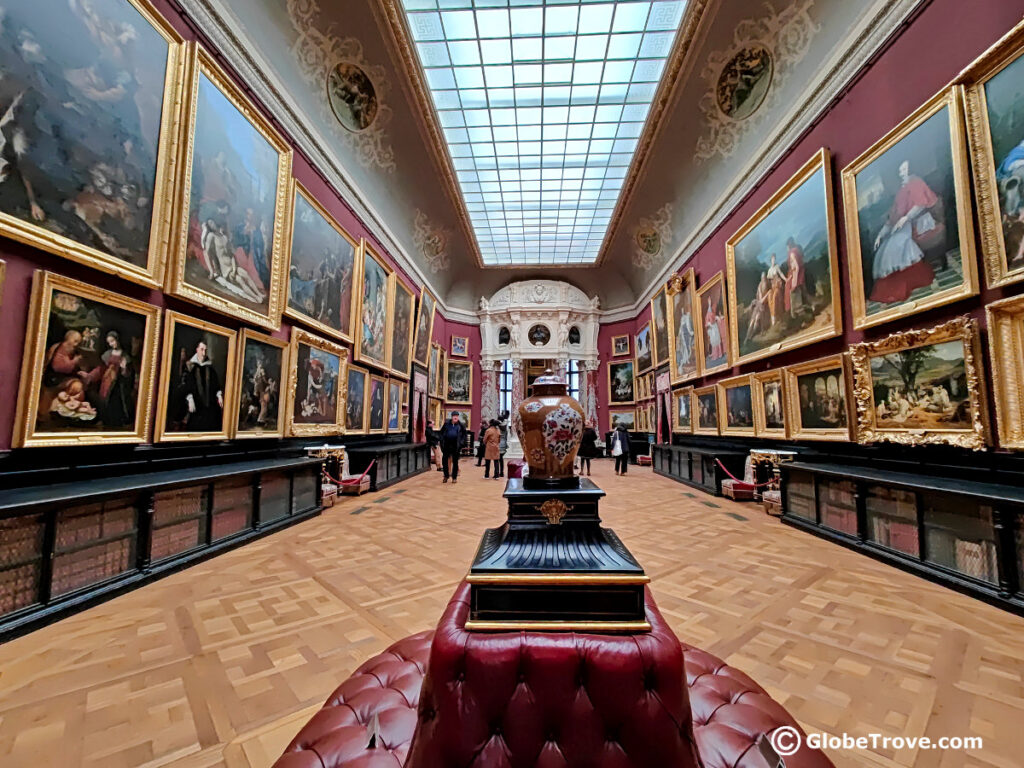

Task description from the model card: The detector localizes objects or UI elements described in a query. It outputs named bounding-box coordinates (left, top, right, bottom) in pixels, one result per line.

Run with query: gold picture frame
left=389, top=279, right=416, bottom=379
left=696, top=272, right=732, bottom=377
left=385, top=378, right=402, bottom=433
left=413, top=288, right=437, bottom=367
left=451, top=335, right=469, bottom=357
left=783, top=353, right=852, bottom=442
left=752, top=370, right=787, bottom=438
left=667, top=269, right=702, bottom=385
left=367, top=374, right=387, bottom=434
left=155, top=310, right=238, bottom=443
left=0, top=0, right=186, bottom=289
left=429, top=397, right=443, bottom=428
left=726, top=148, right=841, bottom=365
left=634, top=322, right=653, bottom=373
left=607, top=358, right=636, bottom=405
left=850, top=316, right=988, bottom=450
left=233, top=329, right=288, bottom=439
left=841, top=87, right=978, bottom=330
left=650, top=285, right=671, bottom=369
left=987, top=293, right=1024, bottom=449
left=283, top=180, right=360, bottom=343
left=608, top=408, right=636, bottom=433
left=693, top=385, right=720, bottom=436
left=718, top=374, right=756, bottom=436
left=14, top=271, right=161, bottom=448
left=610, top=334, right=630, bottom=357
left=354, top=239, right=394, bottom=370
left=672, top=386, right=693, bottom=434
left=285, top=328, right=347, bottom=437
left=445, top=359, right=473, bottom=405
left=960, top=19, right=1024, bottom=289
left=344, top=363, right=369, bottom=435
left=167, top=43, right=294, bottom=330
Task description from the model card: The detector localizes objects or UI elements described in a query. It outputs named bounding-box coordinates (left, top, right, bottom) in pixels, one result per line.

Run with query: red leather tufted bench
left=275, top=584, right=833, bottom=768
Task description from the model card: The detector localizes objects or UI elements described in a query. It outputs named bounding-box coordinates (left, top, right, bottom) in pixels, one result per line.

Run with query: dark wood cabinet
left=347, top=442, right=429, bottom=491
left=652, top=444, right=746, bottom=496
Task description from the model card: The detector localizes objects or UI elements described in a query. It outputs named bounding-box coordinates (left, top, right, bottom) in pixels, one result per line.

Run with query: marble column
left=480, top=362, right=498, bottom=422
left=582, top=360, right=600, bottom=428
left=506, top=359, right=525, bottom=459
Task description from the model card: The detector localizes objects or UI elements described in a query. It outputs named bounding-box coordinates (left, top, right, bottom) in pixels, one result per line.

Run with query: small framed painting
left=697, top=272, right=732, bottom=376
left=390, top=280, right=415, bottom=379
left=988, top=293, right=1024, bottom=449
left=451, top=335, right=468, bottom=357
left=345, top=364, right=369, bottom=434
left=386, top=378, right=402, bottom=432
left=694, top=385, right=720, bottom=436
left=446, top=408, right=471, bottom=431
left=234, top=329, right=288, bottom=439
left=286, top=328, right=346, bottom=437
left=650, top=286, right=671, bottom=369
left=667, top=269, right=702, bottom=385
left=635, top=322, right=653, bottom=373
left=446, top=359, right=473, bottom=404
left=355, top=240, right=394, bottom=370
left=752, top=370, right=786, bottom=437
left=609, top=409, right=636, bottom=432
left=413, top=289, right=437, bottom=367
left=672, top=387, right=693, bottom=434
left=718, top=374, right=755, bottom=436
left=611, top=334, right=630, bottom=357
left=607, top=360, right=636, bottom=404
left=783, top=353, right=852, bottom=442
left=367, top=374, right=387, bottom=434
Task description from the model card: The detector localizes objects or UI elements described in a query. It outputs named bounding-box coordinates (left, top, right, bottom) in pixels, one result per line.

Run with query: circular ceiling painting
left=635, top=227, right=661, bottom=258
left=327, top=62, right=378, bottom=133
left=716, top=45, right=773, bottom=121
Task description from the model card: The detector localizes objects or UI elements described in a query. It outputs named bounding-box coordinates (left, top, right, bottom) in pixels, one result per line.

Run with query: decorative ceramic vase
left=516, top=369, right=584, bottom=489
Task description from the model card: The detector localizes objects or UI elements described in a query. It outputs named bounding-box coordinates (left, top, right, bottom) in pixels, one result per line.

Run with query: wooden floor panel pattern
left=1, top=461, right=1023, bottom=768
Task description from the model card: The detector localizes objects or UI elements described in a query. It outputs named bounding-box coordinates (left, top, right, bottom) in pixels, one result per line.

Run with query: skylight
left=401, top=1, right=687, bottom=266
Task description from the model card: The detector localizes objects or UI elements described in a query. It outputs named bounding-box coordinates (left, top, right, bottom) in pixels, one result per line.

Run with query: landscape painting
left=635, top=322, right=653, bottom=372
left=345, top=365, right=368, bottom=433
left=651, top=287, right=670, bottom=368
left=668, top=270, right=700, bottom=384
left=235, top=330, right=285, bottom=438
left=697, top=273, right=731, bottom=375
left=356, top=243, right=392, bottom=369
left=609, top=409, right=636, bottom=432
left=728, top=149, right=840, bottom=365
left=608, top=360, right=636, bottom=404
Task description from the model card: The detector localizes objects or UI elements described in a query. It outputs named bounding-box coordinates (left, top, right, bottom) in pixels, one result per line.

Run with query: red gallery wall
left=431, top=314, right=482, bottom=428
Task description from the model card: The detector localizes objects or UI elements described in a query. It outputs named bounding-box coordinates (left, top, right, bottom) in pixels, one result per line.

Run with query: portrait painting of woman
left=697, top=273, right=731, bottom=376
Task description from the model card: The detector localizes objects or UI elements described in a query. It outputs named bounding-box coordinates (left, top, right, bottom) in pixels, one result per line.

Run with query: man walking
left=439, top=411, right=467, bottom=484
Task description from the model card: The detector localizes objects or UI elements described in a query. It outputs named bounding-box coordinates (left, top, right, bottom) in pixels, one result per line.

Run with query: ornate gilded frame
left=850, top=316, right=988, bottom=450
left=451, top=335, right=469, bottom=357
left=693, top=385, right=720, bottom=436
left=283, top=180, right=361, bottom=343
left=960, top=19, right=1024, bottom=289
left=610, top=334, right=630, bottom=358
left=782, top=353, right=852, bottom=442
left=987, top=293, right=1024, bottom=449
left=354, top=239, right=395, bottom=370
left=445, top=359, right=473, bottom=405
left=841, top=87, right=978, bottom=330
left=0, top=0, right=186, bottom=289
left=386, top=378, right=402, bottom=433
left=413, top=288, right=437, bottom=367
left=752, top=369, right=787, bottom=438
left=344, top=364, right=369, bottom=435
left=672, top=386, right=693, bottom=434
left=608, top=409, right=636, bottom=433
left=14, top=271, right=161, bottom=448
left=696, top=272, right=732, bottom=377
left=649, top=285, right=671, bottom=369
left=286, top=328, right=347, bottom=437
left=635, top=321, right=654, bottom=374
left=726, top=148, right=841, bottom=364
left=717, top=374, right=756, bottom=437
left=389, top=279, right=416, bottom=379
left=667, top=269, right=703, bottom=385
left=155, top=310, right=238, bottom=443
left=607, top=359, right=636, bottom=405
left=367, top=374, right=388, bottom=435
left=233, top=329, right=289, bottom=440
left=167, top=43, right=294, bottom=329
left=429, top=397, right=442, bottom=428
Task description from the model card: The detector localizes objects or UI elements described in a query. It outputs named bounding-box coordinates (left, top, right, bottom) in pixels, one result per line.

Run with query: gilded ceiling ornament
left=413, top=210, right=450, bottom=273
left=632, top=203, right=674, bottom=270
left=287, top=0, right=396, bottom=171
left=695, top=0, right=819, bottom=161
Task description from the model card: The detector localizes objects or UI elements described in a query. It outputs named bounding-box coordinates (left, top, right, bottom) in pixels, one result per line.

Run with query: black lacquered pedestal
left=466, top=478, right=650, bottom=632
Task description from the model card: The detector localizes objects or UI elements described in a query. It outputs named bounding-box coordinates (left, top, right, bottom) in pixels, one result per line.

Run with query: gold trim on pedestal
left=536, top=500, right=572, bottom=525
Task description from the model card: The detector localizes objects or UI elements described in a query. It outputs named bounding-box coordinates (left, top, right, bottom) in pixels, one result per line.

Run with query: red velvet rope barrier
left=715, top=458, right=775, bottom=488
left=323, top=459, right=376, bottom=487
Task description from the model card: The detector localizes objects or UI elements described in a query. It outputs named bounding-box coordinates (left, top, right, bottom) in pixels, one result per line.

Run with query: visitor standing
left=439, top=411, right=467, bottom=484
left=612, top=424, right=631, bottom=476
left=475, top=422, right=487, bottom=466
left=483, top=419, right=501, bottom=479
left=578, top=421, right=599, bottom=476
left=495, top=410, right=509, bottom=478
left=425, top=419, right=441, bottom=471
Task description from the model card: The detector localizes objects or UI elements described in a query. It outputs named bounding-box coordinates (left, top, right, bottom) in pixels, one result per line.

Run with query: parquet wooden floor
left=1, top=460, right=1023, bottom=768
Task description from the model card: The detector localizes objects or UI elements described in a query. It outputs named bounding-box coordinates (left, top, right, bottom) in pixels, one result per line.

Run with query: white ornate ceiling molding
left=412, top=210, right=450, bottom=274
left=631, top=203, right=675, bottom=271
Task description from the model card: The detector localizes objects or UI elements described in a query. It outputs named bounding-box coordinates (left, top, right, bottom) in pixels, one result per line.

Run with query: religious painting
left=284, top=182, right=358, bottom=342
left=962, top=22, right=1024, bottom=289
left=451, top=335, right=468, bottom=357
left=850, top=316, right=988, bottom=450
left=753, top=370, right=786, bottom=437
left=386, top=379, right=402, bottom=432
left=156, top=311, right=236, bottom=442
left=607, top=360, right=635, bottom=404
left=672, top=387, right=693, bottom=434
left=650, top=286, right=670, bottom=369
left=611, top=334, right=630, bottom=357
left=367, top=374, right=386, bottom=434
left=635, top=322, right=653, bottom=373
left=169, top=44, right=293, bottom=330
left=14, top=271, right=160, bottom=448
left=344, top=364, right=368, bottom=434
left=446, top=359, right=473, bottom=404
left=841, top=87, right=977, bottom=330
left=609, top=409, right=636, bottom=432
left=413, top=289, right=436, bottom=367
left=327, top=62, right=378, bottom=133
left=667, top=269, right=701, bottom=384
left=783, top=354, right=851, bottom=442
left=987, top=293, right=1024, bottom=449
left=694, top=385, right=720, bottom=436
left=0, top=0, right=186, bottom=288
left=355, top=240, right=393, bottom=369
left=390, top=280, right=415, bottom=379
left=286, top=329, right=345, bottom=437
left=696, top=272, right=731, bottom=376
left=234, top=329, right=287, bottom=439
left=718, top=375, right=755, bottom=436
left=727, top=149, right=841, bottom=365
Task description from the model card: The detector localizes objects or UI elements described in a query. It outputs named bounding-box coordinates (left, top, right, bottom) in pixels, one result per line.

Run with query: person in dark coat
left=439, top=411, right=467, bottom=483
left=495, top=410, right=509, bottom=478
left=483, top=419, right=502, bottom=479
left=475, top=422, right=488, bottom=466
left=425, top=419, right=441, bottom=471
left=612, top=424, right=632, bottom=476
left=577, top=421, right=600, bottom=476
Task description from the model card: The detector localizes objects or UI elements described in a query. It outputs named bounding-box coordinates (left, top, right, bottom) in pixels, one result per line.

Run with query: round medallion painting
left=327, top=62, right=378, bottom=133
left=635, top=226, right=661, bottom=258
left=716, top=45, right=773, bottom=120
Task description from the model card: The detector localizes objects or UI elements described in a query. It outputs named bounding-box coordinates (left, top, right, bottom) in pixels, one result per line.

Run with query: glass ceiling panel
left=402, top=0, right=686, bottom=266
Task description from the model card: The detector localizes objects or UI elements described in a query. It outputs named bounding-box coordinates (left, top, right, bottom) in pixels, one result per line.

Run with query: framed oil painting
left=435, top=348, right=448, bottom=398
left=697, top=272, right=732, bottom=376
left=286, top=329, right=346, bottom=437
left=635, top=322, right=653, bottom=373
left=841, top=87, right=977, bottom=330
left=284, top=182, right=358, bottom=343
left=694, top=385, right=720, bottom=436
left=367, top=374, right=386, bottom=434
left=961, top=21, right=1024, bottom=288
left=850, top=316, right=988, bottom=450
left=727, top=149, right=841, bottom=366
left=14, top=271, right=160, bottom=448
left=637, top=407, right=647, bottom=433
left=446, top=408, right=471, bottom=431
left=608, top=360, right=635, bottom=404
left=169, top=44, right=293, bottom=330
left=446, top=359, right=473, bottom=404
left=428, top=342, right=441, bottom=397
left=355, top=240, right=393, bottom=369
left=672, top=387, right=693, bottom=433
left=987, top=293, right=1024, bottom=449
left=718, top=374, right=755, bottom=436
left=413, top=289, right=437, bottom=367
left=390, top=280, right=415, bottom=379
left=234, top=329, right=287, bottom=439
left=650, top=286, right=671, bottom=369
left=0, top=0, right=186, bottom=288
left=345, top=364, right=368, bottom=434
left=609, top=409, right=636, bottom=432
left=451, top=335, right=468, bottom=357
left=429, top=397, right=442, bottom=428
left=386, top=379, right=402, bottom=432
left=667, top=270, right=701, bottom=385
left=611, top=334, right=630, bottom=357
left=156, top=310, right=236, bottom=442
left=753, top=370, right=786, bottom=437
left=783, top=354, right=851, bottom=442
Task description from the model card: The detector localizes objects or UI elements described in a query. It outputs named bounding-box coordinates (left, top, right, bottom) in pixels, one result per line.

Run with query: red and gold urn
left=516, top=369, right=585, bottom=489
